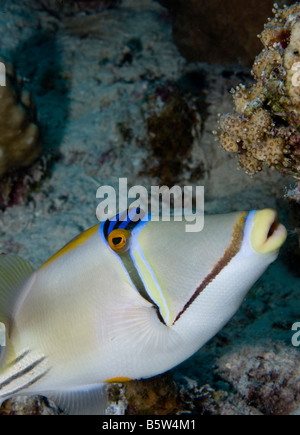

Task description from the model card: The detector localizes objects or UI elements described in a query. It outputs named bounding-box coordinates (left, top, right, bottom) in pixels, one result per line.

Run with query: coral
left=0, top=61, right=41, bottom=180
left=157, top=0, right=294, bottom=66
left=0, top=60, right=43, bottom=210
left=217, top=344, right=300, bottom=415
left=218, top=3, right=300, bottom=180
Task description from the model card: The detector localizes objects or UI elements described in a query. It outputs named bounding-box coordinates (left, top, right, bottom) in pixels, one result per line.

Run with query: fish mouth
left=251, top=209, right=287, bottom=254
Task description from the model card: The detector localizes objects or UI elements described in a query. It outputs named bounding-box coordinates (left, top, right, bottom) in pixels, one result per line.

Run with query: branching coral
left=0, top=62, right=41, bottom=179
left=218, top=3, right=300, bottom=180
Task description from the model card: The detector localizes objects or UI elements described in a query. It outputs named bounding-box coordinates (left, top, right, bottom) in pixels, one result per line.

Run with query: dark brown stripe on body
left=1, top=369, right=50, bottom=397
left=0, top=356, right=46, bottom=390
left=173, top=212, right=247, bottom=325
left=3, top=350, right=30, bottom=370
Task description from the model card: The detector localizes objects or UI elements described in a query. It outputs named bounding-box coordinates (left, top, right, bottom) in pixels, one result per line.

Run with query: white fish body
left=0, top=208, right=287, bottom=414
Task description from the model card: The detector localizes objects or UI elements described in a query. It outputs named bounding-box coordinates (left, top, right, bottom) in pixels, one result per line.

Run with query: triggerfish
left=0, top=208, right=287, bottom=414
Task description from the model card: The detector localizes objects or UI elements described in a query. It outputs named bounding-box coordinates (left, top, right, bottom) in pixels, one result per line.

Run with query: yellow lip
left=251, top=209, right=287, bottom=254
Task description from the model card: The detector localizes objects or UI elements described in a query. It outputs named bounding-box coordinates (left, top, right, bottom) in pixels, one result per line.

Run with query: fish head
left=100, top=208, right=287, bottom=329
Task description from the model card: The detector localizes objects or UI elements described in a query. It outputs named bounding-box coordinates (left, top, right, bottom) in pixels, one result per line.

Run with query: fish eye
left=107, top=229, right=131, bottom=254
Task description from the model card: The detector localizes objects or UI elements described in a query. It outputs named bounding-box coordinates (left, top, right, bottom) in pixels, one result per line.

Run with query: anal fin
left=45, top=384, right=108, bottom=415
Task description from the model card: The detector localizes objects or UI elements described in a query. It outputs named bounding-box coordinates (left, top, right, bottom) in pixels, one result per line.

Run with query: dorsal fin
left=0, top=254, right=34, bottom=327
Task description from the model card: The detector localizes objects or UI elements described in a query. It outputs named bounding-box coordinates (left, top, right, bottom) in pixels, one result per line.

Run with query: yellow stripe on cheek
left=40, top=224, right=100, bottom=269
left=132, top=246, right=171, bottom=326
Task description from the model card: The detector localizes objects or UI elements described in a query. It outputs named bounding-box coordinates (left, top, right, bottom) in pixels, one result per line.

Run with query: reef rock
left=124, top=374, right=182, bottom=415
left=31, top=0, right=122, bottom=17
left=217, top=344, right=300, bottom=415
left=0, top=395, right=62, bottom=415
left=157, top=0, right=294, bottom=66
left=0, top=62, right=41, bottom=179
left=218, top=3, right=300, bottom=180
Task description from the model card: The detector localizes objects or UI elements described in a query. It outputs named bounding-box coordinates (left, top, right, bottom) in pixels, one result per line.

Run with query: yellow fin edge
left=40, top=224, right=100, bottom=269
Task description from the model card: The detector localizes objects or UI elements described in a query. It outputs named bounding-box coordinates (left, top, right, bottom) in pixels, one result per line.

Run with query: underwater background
left=0, top=0, right=299, bottom=415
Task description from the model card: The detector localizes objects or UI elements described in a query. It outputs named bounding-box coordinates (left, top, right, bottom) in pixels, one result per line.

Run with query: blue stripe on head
left=108, top=217, right=118, bottom=234
left=99, top=208, right=151, bottom=244
left=243, top=210, right=256, bottom=239
left=107, top=209, right=130, bottom=234
left=239, top=210, right=257, bottom=257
